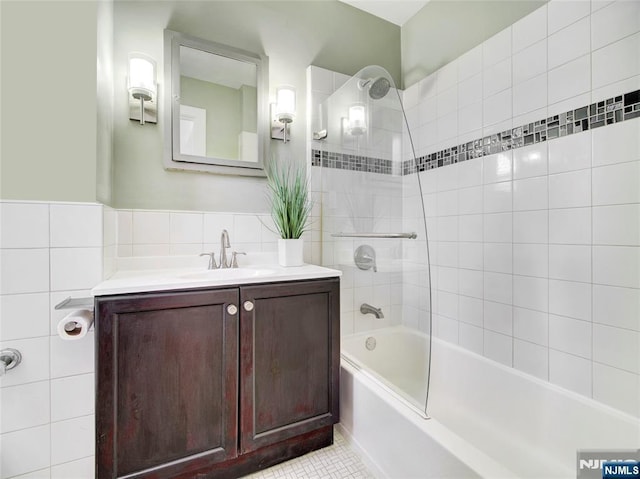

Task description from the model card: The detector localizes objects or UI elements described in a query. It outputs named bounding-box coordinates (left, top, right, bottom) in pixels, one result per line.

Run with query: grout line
left=46, top=203, right=53, bottom=470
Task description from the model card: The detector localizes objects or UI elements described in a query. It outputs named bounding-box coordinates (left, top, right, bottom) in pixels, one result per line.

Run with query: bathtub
left=339, top=326, right=640, bottom=478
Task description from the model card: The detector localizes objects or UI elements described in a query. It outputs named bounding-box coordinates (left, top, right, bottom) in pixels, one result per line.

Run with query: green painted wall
left=240, top=85, right=258, bottom=134
left=96, top=0, right=114, bottom=206
left=0, top=1, right=99, bottom=202
left=402, top=0, right=547, bottom=88
left=180, top=76, right=243, bottom=159
left=112, top=1, right=401, bottom=212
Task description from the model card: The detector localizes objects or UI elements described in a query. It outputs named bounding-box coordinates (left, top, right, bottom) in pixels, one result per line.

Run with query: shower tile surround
left=401, top=0, right=640, bottom=419
left=312, top=89, right=640, bottom=176
left=309, top=66, right=410, bottom=338
left=311, top=0, right=640, bottom=419
left=404, top=89, right=639, bottom=175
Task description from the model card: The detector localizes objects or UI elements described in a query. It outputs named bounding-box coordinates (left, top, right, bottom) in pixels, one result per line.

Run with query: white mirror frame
left=163, top=29, right=269, bottom=177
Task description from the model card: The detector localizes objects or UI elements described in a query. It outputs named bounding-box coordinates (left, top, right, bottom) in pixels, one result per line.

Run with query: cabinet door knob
left=226, top=304, right=238, bottom=315
left=243, top=301, right=254, bottom=312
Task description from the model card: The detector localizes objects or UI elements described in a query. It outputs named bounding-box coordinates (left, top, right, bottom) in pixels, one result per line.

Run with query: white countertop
left=91, top=263, right=342, bottom=296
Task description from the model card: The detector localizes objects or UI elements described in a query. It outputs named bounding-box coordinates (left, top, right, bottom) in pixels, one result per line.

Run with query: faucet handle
left=231, top=251, right=246, bottom=268
left=199, top=252, right=218, bottom=269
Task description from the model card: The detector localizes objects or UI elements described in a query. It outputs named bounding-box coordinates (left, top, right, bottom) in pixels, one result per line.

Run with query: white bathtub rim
left=340, top=358, right=518, bottom=479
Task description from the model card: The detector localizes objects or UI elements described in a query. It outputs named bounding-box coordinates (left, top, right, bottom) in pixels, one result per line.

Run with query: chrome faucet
left=219, top=229, right=231, bottom=269
left=360, top=303, right=384, bottom=319
left=200, top=230, right=241, bottom=269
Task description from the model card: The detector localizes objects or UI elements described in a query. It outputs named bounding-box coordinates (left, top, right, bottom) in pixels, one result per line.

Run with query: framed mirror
left=163, top=30, right=268, bottom=177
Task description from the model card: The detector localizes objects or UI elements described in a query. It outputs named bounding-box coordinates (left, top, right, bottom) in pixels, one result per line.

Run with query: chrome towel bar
left=331, top=232, right=417, bottom=239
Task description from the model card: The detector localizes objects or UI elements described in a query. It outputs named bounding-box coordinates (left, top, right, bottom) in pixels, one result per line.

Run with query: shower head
left=358, top=76, right=391, bottom=100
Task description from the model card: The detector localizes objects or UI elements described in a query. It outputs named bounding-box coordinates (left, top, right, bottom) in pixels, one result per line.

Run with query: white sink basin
left=179, top=268, right=278, bottom=281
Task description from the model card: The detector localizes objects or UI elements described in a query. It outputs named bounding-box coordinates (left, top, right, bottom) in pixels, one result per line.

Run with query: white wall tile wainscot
left=401, top=0, right=640, bottom=418
left=0, top=201, right=102, bottom=479
left=115, top=209, right=296, bottom=260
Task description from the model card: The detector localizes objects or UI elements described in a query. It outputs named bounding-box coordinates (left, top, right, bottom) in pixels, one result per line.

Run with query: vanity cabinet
left=95, top=278, right=340, bottom=479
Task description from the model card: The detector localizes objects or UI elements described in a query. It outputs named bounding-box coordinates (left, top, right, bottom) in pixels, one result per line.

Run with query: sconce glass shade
left=348, top=104, right=367, bottom=135
left=128, top=53, right=156, bottom=100
left=275, top=85, right=296, bottom=123
left=128, top=52, right=157, bottom=125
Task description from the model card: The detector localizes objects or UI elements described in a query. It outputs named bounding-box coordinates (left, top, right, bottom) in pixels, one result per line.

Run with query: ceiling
left=339, top=0, right=430, bottom=26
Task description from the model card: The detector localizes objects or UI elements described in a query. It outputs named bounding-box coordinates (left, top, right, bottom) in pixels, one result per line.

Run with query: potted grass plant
left=266, top=159, right=312, bottom=267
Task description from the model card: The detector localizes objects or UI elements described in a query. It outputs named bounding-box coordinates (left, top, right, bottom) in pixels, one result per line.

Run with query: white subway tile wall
left=513, top=40, right=547, bottom=86
left=401, top=0, right=640, bottom=417
left=115, top=208, right=320, bottom=264
left=548, top=0, right=590, bottom=35
left=0, top=201, right=102, bottom=479
left=50, top=457, right=94, bottom=479
left=0, top=425, right=51, bottom=478
left=115, top=207, right=321, bottom=264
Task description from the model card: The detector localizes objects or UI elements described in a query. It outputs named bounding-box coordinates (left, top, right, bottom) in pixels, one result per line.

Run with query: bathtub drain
left=365, top=337, right=376, bottom=351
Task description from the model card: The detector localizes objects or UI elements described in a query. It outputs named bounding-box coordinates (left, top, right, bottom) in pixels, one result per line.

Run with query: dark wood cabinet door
left=96, top=289, right=239, bottom=479
left=239, top=279, right=340, bottom=453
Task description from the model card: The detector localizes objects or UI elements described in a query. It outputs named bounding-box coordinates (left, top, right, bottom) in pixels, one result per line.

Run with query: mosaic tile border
left=310, top=89, right=640, bottom=176
left=403, top=89, right=640, bottom=175
left=311, top=149, right=394, bottom=175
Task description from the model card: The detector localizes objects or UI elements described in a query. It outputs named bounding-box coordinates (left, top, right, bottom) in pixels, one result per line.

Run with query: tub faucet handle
left=354, top=245, right=377, bottom=273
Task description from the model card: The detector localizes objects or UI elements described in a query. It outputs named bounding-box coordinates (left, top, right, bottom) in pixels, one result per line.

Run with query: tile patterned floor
left=243, top=428, right=375, bottom=479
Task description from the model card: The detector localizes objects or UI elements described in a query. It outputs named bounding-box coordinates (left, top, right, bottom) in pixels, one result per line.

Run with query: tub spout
left=360, top=303, right=384, bottom=319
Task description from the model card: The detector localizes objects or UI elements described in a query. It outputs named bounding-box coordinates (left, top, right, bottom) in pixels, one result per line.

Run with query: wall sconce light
left=128, top=52, right=157, bottom=125
left=271, top=85, right=296, bottom=143
left=348, top=104, right=367, bottom=136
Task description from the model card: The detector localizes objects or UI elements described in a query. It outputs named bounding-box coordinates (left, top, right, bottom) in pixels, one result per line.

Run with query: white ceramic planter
left=278, top=238, right=304, bottom=267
